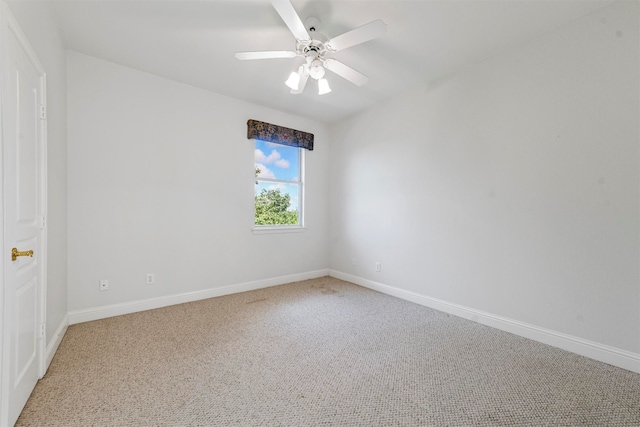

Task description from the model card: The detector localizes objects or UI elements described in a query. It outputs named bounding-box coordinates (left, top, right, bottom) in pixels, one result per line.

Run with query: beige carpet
left=16, top=277, right=640, bottom=426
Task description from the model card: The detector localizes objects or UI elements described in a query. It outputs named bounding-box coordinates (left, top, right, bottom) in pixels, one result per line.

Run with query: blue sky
left=254, top=140, right=299, bottom=181
left=255, top=140, right=300, bottom=212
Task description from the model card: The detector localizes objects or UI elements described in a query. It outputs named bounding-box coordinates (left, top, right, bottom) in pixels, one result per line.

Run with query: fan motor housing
left=299, top=39, right=326, bottom=59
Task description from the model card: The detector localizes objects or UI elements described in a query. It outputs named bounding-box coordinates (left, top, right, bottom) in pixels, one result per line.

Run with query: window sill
left=252, top=226, right=307, bottom=235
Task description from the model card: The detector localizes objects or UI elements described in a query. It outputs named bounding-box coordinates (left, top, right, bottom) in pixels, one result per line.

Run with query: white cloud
left=255, top=163, right=275, bottom=179
left=255, top=148, right=289, bottom=169
left=255, top=148, right=280, bottom=164
left=275, top=159, right=290, bottom=168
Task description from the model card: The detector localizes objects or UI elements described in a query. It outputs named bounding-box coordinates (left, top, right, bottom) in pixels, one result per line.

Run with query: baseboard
left=68, top=269, right=330, bottom=325
left=329, top=270, right=640, bottom=375
left=44, top=315, right=68, bottom=373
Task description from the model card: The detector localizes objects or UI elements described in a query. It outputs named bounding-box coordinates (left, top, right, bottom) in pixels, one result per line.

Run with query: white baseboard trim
left=329, top=270, right=640, bottom=375
left=68, top=269, right=330, bottom=325
left=45, top=315, right=68, bottom=373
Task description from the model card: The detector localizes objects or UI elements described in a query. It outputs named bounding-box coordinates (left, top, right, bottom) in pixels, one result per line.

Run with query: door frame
left=0, top=2, right=48, bottom=424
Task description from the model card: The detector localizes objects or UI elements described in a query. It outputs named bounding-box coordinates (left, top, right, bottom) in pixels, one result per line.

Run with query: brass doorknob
left=11, top=247, right=33, bottom=261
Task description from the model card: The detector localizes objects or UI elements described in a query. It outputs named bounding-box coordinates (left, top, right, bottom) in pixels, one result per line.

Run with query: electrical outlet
left=146, top=273, right=155, bottom=285
left=99, top=279, right=109, bottom=291
left=375, top=262, right=381, bottom=272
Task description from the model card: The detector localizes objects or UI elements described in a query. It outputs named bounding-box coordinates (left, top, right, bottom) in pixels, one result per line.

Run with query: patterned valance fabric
left=247, top=119, right=314, bottom=151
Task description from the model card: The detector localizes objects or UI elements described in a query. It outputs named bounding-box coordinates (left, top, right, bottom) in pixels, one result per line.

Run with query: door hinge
left=40, top=324, right=46, bottom=338
left=39, top=215, right=46, bottom=229
left=39, top=105, right=46, bottom=120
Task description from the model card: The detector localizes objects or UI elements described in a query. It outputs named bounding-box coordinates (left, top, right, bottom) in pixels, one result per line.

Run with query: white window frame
left=253, top=142, right=306, bottom=234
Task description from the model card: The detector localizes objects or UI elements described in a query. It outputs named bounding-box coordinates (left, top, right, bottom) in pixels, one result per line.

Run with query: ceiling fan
left=235, top=0, right=386, bottom=95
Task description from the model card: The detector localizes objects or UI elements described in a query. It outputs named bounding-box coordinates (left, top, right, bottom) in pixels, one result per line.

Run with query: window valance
left=247, top=119, right=314, bottom=151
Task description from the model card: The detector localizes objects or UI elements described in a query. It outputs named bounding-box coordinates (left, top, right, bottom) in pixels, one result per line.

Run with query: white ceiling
left=44, top=0, right=612, bottom=123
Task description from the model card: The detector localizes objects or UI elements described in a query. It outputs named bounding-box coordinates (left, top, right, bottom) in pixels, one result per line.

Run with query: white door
left=1, top=9, right=46, bottom=426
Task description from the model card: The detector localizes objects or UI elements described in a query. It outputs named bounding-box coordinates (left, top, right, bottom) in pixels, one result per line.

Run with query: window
left=254, top=139, right=303, bottom=227
left=247, top=119, right=313, bottom=230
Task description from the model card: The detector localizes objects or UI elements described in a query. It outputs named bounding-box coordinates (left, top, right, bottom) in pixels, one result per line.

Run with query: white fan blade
left=271, top=0, right=310, bottom=42
left=235, top=51, right=297, bottom=60
left=290, top=65, right=308, bottom=94
left=324, top=59, right=368, bottom=86
left=325, top=19, right=386, bottom=52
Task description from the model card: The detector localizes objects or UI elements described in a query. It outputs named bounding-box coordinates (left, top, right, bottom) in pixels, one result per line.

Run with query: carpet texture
left=16, top=277, right=640, bottom=426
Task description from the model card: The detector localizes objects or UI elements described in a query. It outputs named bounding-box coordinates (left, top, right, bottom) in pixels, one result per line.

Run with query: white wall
left=67, top=52, right=329, bottom=314
left=5, top=0, right=68, bottom=354
left=9, top=0, right=638, bottom=373
left=329, top=1, right=639, bottom=355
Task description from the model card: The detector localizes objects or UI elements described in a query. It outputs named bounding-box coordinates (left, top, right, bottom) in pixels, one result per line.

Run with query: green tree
left=255, top=188, right=298, bottom=225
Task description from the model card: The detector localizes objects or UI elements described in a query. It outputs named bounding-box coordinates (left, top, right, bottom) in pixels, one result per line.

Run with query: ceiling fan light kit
left=317, top=78, right=331, bottom=95
left=285, top=71, right=300, bottom=90
left=236, top=0, right=386, bottom=95
left=309, top=59, right=325, bottom=80
left=285, top=67, right=331, bottom=95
